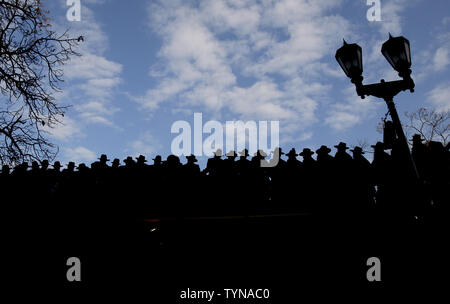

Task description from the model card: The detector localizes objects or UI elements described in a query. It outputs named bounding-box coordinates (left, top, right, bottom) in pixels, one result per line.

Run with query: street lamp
left=381, top=34, right=412, bottom=78
left=335, top=34, right=419, bottom=180
left=335, top=40, right=363, bottom=81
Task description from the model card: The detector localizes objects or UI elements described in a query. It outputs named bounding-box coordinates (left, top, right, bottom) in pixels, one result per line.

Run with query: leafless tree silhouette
left=0, top=0, right=82, bottom=165
left=404, top=107, right=449, bottom=146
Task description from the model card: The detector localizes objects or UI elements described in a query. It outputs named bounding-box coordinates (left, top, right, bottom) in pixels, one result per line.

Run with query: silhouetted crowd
left=1, top=134, right=448, bottom=220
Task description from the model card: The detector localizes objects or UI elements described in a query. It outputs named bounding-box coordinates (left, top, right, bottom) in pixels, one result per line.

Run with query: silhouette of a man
left=285, top=148, right=301, bottom=168
left=184, top=154, right=201, bottom=176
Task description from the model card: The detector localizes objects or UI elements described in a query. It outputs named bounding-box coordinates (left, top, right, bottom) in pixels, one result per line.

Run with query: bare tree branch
left=0, top=0, right=82, bottom=165
left=403, top=107, right=449, bottom=146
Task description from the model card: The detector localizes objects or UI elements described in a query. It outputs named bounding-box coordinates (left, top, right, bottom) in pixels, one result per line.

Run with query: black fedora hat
left=123, top=156, right=134, bottom=163
left=299, top=148, right=314, bottom=156
left=350, top=146, right=365, bottom=154
left=98, top=154, right=110, bottom=162
left=76, top=163, right=88, bottom=169
left=371, top=142, right=385, bottom=149
left=286, top=148, right=298, bottom=157
left=186, top=154, right=198, bottom=162
left=412, top=134, right=425, bottom=142
left=334, top=142, right=349, bottom=150
left=316, top=145, right=331, bottom=154
left=136, top=155, right=148, bottom=162
left=238, top=149, right=249, bottom=157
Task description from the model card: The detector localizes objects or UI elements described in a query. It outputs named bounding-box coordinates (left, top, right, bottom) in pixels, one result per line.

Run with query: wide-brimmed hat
left=123, top=156, right=134, bottom=163
left=226, top=150, right=238, bottom=158
left=350, top=146, right=365, bottom=154
left=53, top=161, right=61, bottom=168
left=186, top=154, right=198, bottom=162
left=152, top=155, right=162, bottom=161
left=76, top=163, right=87, bottom=169
left=98, top=154, right=110, bottom=162
left=299, top=148, right=314, bottom=156
left=112, top=158, right=120, bottom=165
left=286, top=148, right=298, bottom=157
left=238, top=149, right=249, bottom=157
left=316, top=145, right=331, bottom=154
left=371, top=142, right=385, bottom=149
left=334, top=142, right=349, bottom=150
left=67, top=162, right=75, bottom=168
left=136, top=155, right=147, bottom=163
left=412, top=134, right=425, bottom=142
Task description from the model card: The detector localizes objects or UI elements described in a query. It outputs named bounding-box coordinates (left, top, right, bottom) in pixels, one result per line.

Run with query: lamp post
left=335, top=35, right=419, bottom=181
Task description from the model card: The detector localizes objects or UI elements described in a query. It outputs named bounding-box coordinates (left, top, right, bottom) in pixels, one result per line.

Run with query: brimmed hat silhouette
left=76, top=163, right=88, bottom=170
left=136, top=155, right=147, bottom=163
left=123, top=156, right=134, bottom=164
left=412, top=134, right=425, bottom=142
left=153, top=155, right=162, bottom=161
left=112, top=158, right=120, bottom=166
left=350, top=146, right=365, bottom=154
left=53, top=161, right=61, bottom=168
left=98, top=154, right=110, bottom=162
left=371, top=142, right=385, bottom=149
left=186, top=154, right=198, bottom=162
left=316, top=145, right=331, bottom=154
left=334, top=142, right=349, bottom=150
left=299, top=148, right=314, bottom=156
left=239, top=149, right=249, bottom=157
left=286, top=148, right=298, bottom=157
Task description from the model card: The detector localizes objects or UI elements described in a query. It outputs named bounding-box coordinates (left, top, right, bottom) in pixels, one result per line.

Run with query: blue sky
left=43, top=0, right=450, bottom=168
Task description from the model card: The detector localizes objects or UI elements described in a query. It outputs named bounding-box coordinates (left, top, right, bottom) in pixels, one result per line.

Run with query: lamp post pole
left=384, top=96, right=419, bottom=180
left=335, top=35, right=420, bottom=182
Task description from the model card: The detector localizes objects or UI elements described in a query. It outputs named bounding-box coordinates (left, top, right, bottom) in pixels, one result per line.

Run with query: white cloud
left=325, top=87, right=380, bottom=131
left=427, top=83, right=450, bottom=112
left=64, top=146, right=97, bottom=163
left=325, top=111, right=361, bottom=131
left=140, top=0, right=352, bottom=142
left=129, top=132, right=162, bottom=157
left=378, top=0, right=410, bottom=35
left=413, top=31, right=450, bottom=82
left=57, top=5, right=123, bottom=128
left=443, top=16, right=450, bottom=25
left=44, top=116, right=83, bottom=142
left=65, top=54, right=122, bottom=80
left=433, top=47, right=450, bottom=71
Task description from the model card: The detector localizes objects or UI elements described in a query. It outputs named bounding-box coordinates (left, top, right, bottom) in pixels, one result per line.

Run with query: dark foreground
left=5, top=202, right=448, bottom=300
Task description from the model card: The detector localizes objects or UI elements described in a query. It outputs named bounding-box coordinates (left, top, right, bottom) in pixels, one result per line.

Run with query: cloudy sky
left=43, top=0, right=450, bottom=167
